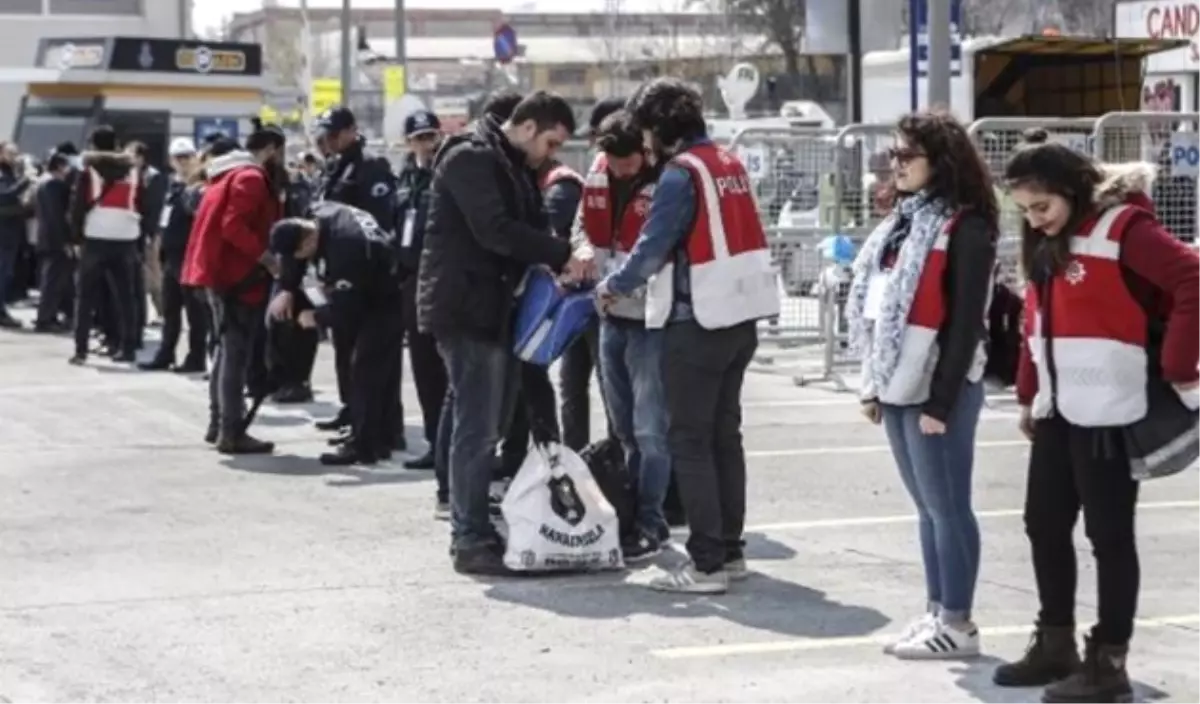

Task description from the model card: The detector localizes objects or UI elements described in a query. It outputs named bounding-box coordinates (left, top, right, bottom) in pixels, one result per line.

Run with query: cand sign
left=1117, top=1, right=1199, bottom=68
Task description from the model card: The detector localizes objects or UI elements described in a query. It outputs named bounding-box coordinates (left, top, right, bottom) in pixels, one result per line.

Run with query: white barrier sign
left=1169, top=132, right=1199, bottom=177
left=736, top=145, right=767, bottom=180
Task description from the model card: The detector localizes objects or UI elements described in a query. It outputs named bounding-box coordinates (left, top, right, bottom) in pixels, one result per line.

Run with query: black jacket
left=139, top=166, right=168, bottom=241
left=416, top=116, right=572, bottom=342
left=33, top=175, right=71, bottom=252
left=159, top=180, right=204, bottom=269
left=319, top=136, right=397, bottom=239
left=306, top=200, right=403, bottom=330
left=0, top=165, right=32, bottom=245
left=394, top=152, right=434, bottom=274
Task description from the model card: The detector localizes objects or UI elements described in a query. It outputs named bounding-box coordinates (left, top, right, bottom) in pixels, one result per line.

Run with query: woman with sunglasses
left=846, top=111, right=999, bottom=659
left=991, top=131, right=1199, bottom=704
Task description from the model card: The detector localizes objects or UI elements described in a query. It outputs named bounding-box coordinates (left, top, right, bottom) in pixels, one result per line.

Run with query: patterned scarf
left=846, top=191, right=953, bottom=395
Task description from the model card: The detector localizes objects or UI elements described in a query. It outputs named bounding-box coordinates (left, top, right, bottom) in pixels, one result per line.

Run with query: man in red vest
left=574, top=109, right=668, bottom=562
left=597, top=78, right=780, bottom=594
left=66, top=125, right=149, bottom=365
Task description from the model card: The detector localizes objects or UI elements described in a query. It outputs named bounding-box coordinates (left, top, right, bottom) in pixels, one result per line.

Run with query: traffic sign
left=908, top=0, right=963, bottom=109
left=493, top=23, right=517, bottom=64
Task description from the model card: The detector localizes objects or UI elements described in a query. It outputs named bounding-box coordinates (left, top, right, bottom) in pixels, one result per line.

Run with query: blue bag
left=512, top=268, right=597, bottom=366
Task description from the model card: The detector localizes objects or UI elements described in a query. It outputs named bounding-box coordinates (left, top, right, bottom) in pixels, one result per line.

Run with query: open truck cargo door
left=973, top=35, right=1191, bottom=118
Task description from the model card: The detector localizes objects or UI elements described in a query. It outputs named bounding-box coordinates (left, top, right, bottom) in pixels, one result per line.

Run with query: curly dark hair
left=594, top=110, right=642, bottom=157
left=895, top=110, right=999, bottom=232
left=1004, top=134, right=1104, bottom=280
left=626, top=78, right=706, bottom=147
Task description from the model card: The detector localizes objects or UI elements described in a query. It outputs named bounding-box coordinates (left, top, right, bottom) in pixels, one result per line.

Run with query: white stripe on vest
left=644, top=152, right=779, bottom=330
left=1028, top=204, right=1148, bottom=426
left=84, top=167, right=141, bottom=242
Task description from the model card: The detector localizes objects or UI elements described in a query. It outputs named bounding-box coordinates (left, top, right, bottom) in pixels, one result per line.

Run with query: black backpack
left=580, top=438, right=637, bottom=541
left=984, top=280, right=1024, bottom=387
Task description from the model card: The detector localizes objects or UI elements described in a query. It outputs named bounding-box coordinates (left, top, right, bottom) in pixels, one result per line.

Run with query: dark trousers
left=403, top=276, right=446, bottom=446
left=207, top=293, right=262, bottom=436
left=1025, top=414, right=1141, bottom=646
left=74, top=240, right=138, bottom=358
left=663, top=319, right=758, bottom=574
left=351, top=309, right=406, bottom=457
left=333, top=321, right=355, bottom=409
left=277, top=323, right=319, bottom=385
left=158, top=264, right=208, bottom=366
left=0, top=235, right=20, bottom=317
left=498, top=362, right=562, bottom=479
left=36, top=250, right=75, bottom=325
left=132, top=245, right=147, bottom=347
left=435, top=385, right=453, bottom=503
left=559, top=319, right=613, bottom=451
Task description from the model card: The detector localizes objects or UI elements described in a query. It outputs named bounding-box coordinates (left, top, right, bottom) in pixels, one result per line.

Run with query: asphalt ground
left=1, top=306, right=1196, bottom=703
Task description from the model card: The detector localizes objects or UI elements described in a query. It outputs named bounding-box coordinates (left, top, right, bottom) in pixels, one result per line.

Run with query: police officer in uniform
left=395, top=109, right=447, bottom=470
left=311, top=107, right=401, bottom=444
left=267, top=200, right=405, bottom=466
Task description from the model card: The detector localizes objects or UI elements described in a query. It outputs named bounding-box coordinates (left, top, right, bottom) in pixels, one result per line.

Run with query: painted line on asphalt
left=743, top=500, right=1200, bottom=533
left=650, top=614, right=1200, bottom=659
left=746, top=439, right=1028, bottom=458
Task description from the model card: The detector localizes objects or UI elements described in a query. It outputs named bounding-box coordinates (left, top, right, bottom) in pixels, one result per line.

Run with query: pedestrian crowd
left=1, top=77, right=1196, bottom=704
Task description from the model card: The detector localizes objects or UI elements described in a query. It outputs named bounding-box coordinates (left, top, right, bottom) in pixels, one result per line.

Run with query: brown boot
left=216, top=433, right=275, bottom=455
left=1041, top=636, right=1133, bottom=703
left=994, top=625, right=1081, bottom=687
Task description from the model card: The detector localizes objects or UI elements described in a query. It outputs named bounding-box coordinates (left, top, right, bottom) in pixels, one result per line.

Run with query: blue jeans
left=437, top=335, right=521, bottom=547
left=600, top=319, right=671, bottom=539
left=881, top=381, right=985, bottom=616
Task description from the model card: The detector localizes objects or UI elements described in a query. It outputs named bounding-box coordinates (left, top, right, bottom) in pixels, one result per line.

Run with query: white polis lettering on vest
left=1028, top=204, right=1149, bottom=426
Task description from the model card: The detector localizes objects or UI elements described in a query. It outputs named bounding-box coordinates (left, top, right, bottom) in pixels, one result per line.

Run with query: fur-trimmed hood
left=1095, top=161, right=1157, bottom=213
left=81, top=150, right=134, bottom=182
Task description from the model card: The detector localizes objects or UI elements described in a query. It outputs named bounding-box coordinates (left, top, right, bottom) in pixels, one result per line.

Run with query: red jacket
left=181, top=152, right=281, bottom=304
left=1017, top=185, right=1200, bottom=405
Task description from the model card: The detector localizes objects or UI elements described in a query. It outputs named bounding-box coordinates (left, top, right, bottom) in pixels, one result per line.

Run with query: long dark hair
left=895, top=110, right=999, bottom=231
left=1003, top=128, right=1103, bottom=280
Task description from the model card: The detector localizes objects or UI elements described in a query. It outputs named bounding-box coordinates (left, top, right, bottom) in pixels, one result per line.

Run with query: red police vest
left=580, top=153, right=654, bottom=252
left=872, top=212, right=965, bottom=404
left=1022, top=204, right=1149, bottom=426
left=84, top=167, right=141, bottom=241
left=645, top=143, right=779, bottom=330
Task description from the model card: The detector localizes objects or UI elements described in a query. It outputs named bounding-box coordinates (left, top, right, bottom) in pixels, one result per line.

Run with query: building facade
left=0, top=0, right=191, bottom=141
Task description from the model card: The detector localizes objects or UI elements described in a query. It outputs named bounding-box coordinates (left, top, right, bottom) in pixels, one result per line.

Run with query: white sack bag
left=501, top=442, right=624, bottom=572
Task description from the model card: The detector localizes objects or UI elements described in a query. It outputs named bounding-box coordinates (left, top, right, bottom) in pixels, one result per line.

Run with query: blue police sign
left=909, top=0, right=963, bottom=110
left=493, top=23, right=517, bottom=64
left=194, top=117, right=238, bottom=146
left=1170, top=132, right=1199, bottom=178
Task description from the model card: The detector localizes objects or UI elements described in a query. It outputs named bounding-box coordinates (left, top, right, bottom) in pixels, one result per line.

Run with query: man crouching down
left=267, top=201, right=405, bottom=466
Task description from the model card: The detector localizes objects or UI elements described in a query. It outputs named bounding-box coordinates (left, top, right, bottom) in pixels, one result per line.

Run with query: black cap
left=589, top=97, right=626, bottom=133
left=404, top=110, right=441, bottom=138
left=316, top=106, right=356, bottom=137
left=269, top=219, right=308, bottom=256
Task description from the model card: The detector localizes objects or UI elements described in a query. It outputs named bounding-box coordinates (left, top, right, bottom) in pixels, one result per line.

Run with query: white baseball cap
left=169, top=137, right=197, bottom=157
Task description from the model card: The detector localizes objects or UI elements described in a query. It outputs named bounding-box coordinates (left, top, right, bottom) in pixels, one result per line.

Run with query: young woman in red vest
left=992, top=133, right=1199, bottom=703
left=846, top=111, right=999, bottom=659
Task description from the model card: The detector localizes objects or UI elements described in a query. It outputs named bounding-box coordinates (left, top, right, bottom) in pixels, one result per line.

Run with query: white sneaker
left=882, top=613, right=937, bottom=655
left=646, top=563, right=729, bottom=594
left=892, top=618, right=981, bottom=660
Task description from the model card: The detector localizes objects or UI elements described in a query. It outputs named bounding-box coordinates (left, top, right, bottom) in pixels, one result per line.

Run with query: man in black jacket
left=138, top=138, right=207, bottom=372
left=395, top=109, right=446, bottom=470
left=0, top=142, right=32, bottom=329
left=268, top=201, right=404, bottom=466
left=313, top=106, right=400, bottom=441
left=417, top=90, right=594, bottom=573
left=33, top=153, right=75, bottom=332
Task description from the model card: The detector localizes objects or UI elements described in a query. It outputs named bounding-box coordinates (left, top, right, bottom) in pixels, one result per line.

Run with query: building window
left=49, top=0, right=142, bottom=14
left=548, top=67, right=587, bottom=85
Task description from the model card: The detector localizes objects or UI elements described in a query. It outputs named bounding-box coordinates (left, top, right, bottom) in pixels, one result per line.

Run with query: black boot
left=314, top=407, right=350, bottom=432
left=204, top=421, right=219, bottom=445
left=994, top=625, right=1081, bottom=687
left=1041, top=636, right=1133, bottom=703
left=404, top=450, right=435, bottom=470
left=138, top=356, right=173, bottom=371
left=320, top=443, right=376, bottom=467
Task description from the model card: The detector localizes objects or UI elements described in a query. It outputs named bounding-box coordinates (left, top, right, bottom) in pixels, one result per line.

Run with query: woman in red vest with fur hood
left=993, top=131, right=1199, bottom=703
